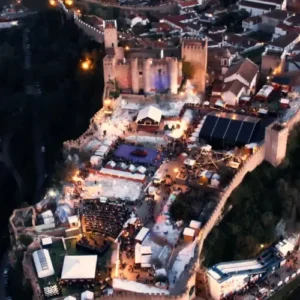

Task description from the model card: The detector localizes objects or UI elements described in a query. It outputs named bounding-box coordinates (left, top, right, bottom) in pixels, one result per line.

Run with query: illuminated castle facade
left=103, top=20, right=207, bottom=95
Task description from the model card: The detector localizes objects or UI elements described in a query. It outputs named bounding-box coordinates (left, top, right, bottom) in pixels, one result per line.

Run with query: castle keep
left=103, top=20, right=207, bottom=94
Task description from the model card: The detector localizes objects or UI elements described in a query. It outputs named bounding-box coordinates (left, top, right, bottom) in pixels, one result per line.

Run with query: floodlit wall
left=199, top=144, right=266, bottom=244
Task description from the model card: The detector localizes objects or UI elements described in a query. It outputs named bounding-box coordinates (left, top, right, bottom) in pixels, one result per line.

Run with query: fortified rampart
left=82, top=0, right=179, bottom=13
left=59, top=1, right=104, bottom=44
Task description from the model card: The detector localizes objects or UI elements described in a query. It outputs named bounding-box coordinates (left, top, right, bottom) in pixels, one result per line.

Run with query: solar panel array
left=38, top=250, right=49, bottom=270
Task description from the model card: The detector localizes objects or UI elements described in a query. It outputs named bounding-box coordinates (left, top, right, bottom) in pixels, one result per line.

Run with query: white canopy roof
left=106, top=160, right=116, bottom=168
left=135, top=243, right=142, bottom=264
left=41, top=210, right=55, bottom=225
left=135, top=227, right=149, bottom=242
left=67, top=215, right=79, bottom=224
left=99, top=168, right=145, bottom=181
left=32, top=249, right=55, bottom=278
left=183, top=227, right=195, bottom=237
left=280, top=98, right=289, bottom=104
left=184, top=158, right=196, bottom=166
left=61, top=256, right=97, bottom=280
left=136, top=106, right=162, bottom=123
left=189, top=220, right=201, bottom=229
left=41, top=237, right=52, bottom=246
left=81, top=290, right=94, bottom=300
left=137, top=166, right=147, bottom=174
left=155, top=268, right=167, bottom=277
left=64, top=296, right=76, bottom=300
left=113, top=278, right=169, bottom=295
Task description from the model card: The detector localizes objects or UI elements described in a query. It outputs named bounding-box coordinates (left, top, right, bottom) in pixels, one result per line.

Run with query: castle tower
left=104, top=20, right=118, bottom=50
left=103, top=55, right=116, bottom=84
left=131, top=58, right=139, bottom=94
left=181, top=38, right=208, bottom=94
left=167, top=57, right=178, bottom=94
left=264, top=123, right=289, bottom=167
left=143, top=58, right=152, bottom=94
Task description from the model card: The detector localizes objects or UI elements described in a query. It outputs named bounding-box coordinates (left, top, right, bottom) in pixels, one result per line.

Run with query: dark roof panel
left=200, top=115, right=218, bottom=139
left=224, top=120, right=243, bottom=141
left=237, top=121, right=256, bottom=144
left=212, top=118, right=231, bottom=139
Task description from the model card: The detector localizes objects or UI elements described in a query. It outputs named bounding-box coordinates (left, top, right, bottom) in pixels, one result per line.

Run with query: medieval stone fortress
left=103, top=20, right=207, bottom=95
left=6, top=0, right=300, bottom=300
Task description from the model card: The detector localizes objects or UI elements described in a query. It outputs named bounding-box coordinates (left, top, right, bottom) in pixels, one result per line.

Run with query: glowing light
left=158, top=39, right=161, bottom=42
left=174, top=168, right=179, bottom=173
left=49, top=0, right=56, bottom=5
left=48, top=189, right=57, bottom=197
left=125, top=46, right=130, bottom=51
left=65, top=0, right=73, bottom=5
left=260, top=244, right=264, bottom=248
left=81, top=59, right=92, bottom=71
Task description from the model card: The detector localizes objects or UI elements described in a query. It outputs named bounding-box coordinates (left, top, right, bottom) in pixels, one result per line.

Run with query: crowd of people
left=82, top=200, right=129, bottom=239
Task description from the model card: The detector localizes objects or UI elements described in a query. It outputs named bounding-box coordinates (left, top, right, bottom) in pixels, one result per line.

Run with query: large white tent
left=32, top=249, right=55, bottom=278
left=61, top=256, right=97, bottom=280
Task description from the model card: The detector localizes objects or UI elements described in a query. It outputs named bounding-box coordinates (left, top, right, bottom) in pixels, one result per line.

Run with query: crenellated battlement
left=104, top=19, right=117, bottom=29
left=181, top=37, right=207, bottom=50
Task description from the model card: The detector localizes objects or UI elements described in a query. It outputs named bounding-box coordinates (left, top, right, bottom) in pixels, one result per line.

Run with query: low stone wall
left=23, top=251, right=43, bottom=300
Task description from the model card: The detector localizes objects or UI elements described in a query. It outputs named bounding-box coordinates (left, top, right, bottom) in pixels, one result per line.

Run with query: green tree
left=19, top=234, right=33, bottom=247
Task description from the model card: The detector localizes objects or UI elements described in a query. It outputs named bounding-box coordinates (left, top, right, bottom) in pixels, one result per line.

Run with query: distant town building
left=238, top=0, right=287, bottom=16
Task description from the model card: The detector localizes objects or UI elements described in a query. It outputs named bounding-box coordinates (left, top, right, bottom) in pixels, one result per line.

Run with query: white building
left=32, top=249, right=55, bottom=278
left=242, top=16, right=262, bottom=32
left=207, top=248, right=285, bottom=300
left=130, top=15, right=149, bottom=28
left=221, top=58, right=259, bottom=106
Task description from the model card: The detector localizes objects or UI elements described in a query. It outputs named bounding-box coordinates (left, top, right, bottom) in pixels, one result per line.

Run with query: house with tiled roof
left=273, top=23, right=300, bottom=39
left=242, top=15, right=262, bottom=32
left=268, top=32, right=300, bottom=52
left=222, top=33, right=259, bottom=52
left=221, top=58, right=259, bottom=106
